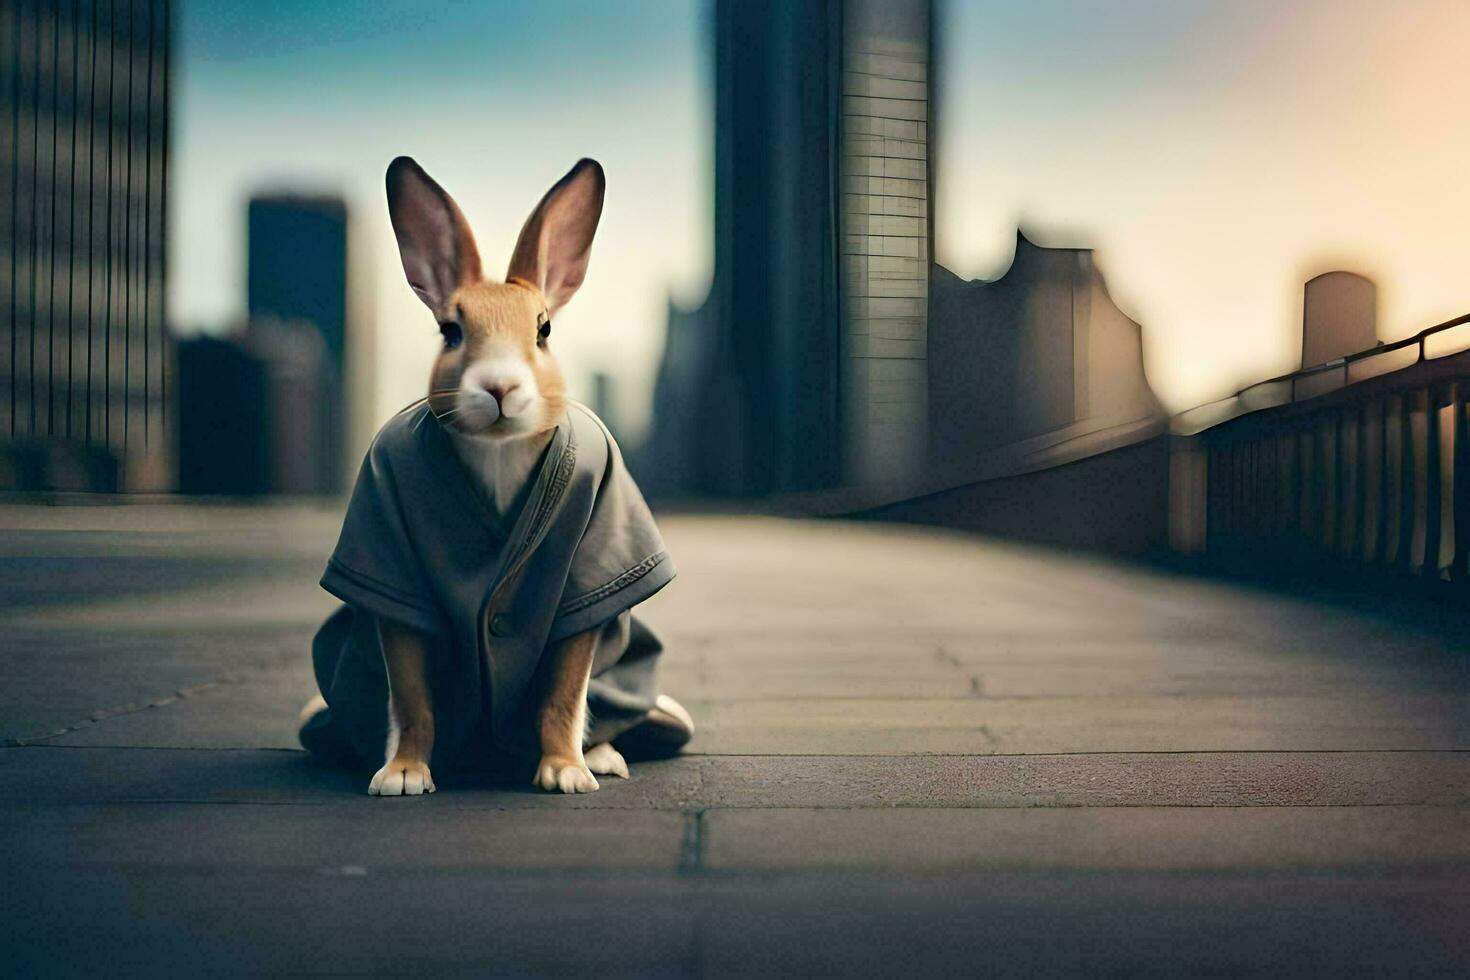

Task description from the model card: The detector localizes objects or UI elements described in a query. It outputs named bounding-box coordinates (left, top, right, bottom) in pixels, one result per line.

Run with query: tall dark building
left=642, top=0, right=933, bottom=496
left=1, top=0, right=172, bottom=491
left=693, top=0, right=846, bottom=493
left=246, top=194, right=349, bottom=492
left=645, top=0, right=847, bottom=496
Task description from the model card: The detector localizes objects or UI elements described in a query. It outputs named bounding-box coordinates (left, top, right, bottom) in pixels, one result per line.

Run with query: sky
left=172, top=0, right=1470, bottom=439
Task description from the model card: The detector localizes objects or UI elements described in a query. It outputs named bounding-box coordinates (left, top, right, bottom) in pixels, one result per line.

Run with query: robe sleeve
left=548, top=426, right=675, bottom=643
left=319, top=441, right=447, bottom=636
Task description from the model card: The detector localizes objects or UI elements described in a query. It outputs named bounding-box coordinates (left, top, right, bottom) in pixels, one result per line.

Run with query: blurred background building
left=642, top=0, right=846, bottom=498
left=642, top=0, right=937, bottom=497
left=841, top=0, right=933, bottom=487
left=175, top=191, right=357, bottom=496
left=641, top=0, right=1166, bottom=503
left=1, top=0, right=172, bottom=492
left=1301, top=271, right=1377, bottom=370
left=246, top=194, right=349, bottom=493
left=175, top=315, right=333, bottom=496
left=927, top=232, right=1164, bottom=484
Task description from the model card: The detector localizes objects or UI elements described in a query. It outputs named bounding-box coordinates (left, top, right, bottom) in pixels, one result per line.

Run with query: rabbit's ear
left=386, top=156, right=482, bottom=312
left=506, top=159, right=605, bottom=315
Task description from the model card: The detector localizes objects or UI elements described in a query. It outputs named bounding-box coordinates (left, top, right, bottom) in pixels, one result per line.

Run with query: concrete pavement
left=2, top=503, right=1468, bottom=975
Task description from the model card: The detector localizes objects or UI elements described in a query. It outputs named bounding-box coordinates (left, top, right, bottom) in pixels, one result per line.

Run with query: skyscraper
left=1, top=0, right=172, bottom=491
left=246, top=193, right=349, bottom=492
left=642, top=0, right=933, bottom=497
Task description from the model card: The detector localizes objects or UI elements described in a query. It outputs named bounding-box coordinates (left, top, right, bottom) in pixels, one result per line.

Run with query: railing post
left=1407, top=388, right=1433, bottom=574
left=1435, top=383, right=1457, bottom=578
left=1298, top=427, right=1316, bottom=549
left=1456, top=387, right=1470, bottom=580
left=1168, top=435, right=1208, bottom=554
left=1385, top=392, right=1406, bottom=565
left=1339, top=408, right=1361, bottom=557
left=1274, top=431, right=1295, bottom=542
left=1361, top=398, right=1384, bottom=564
left=1319, top=417, right=1338, bottom=551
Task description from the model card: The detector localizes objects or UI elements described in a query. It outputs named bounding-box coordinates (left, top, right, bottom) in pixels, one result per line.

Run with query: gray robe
left=309, top=400, right=675, bottom=769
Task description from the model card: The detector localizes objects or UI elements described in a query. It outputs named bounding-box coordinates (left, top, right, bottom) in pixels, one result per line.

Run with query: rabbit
left=301, top=156, right=692, bottom=795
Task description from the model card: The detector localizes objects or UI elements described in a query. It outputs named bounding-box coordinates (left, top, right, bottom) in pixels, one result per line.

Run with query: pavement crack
left=935, top=644, right=985, bottom=698
left=975, top=724, right=1002, bottom=750
left=3, top=672, right=258, bottom=747
left=934, top=645, right=961, bottom=669
left=678, top=807, right=707, bottom=876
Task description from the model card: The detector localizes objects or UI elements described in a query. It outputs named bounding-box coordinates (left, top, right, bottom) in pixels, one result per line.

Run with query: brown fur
left=426, top=280, right=567, bottom=439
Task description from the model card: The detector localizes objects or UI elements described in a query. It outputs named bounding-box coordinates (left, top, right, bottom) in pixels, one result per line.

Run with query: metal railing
left=1174, top=314, right=1470, bottom=436
left=1169, top=314, right=1470, bottom=580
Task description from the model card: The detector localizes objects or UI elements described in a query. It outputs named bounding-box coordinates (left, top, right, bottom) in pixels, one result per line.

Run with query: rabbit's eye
left=439, top=321, right=464, bottom=350
left=537, top=319, right=551, bottom=347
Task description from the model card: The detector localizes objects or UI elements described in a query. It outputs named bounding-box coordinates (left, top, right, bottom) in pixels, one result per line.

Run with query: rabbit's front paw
left=534, top=756, right=600, bottom=794
left=369, top=758, right=435, bottom=796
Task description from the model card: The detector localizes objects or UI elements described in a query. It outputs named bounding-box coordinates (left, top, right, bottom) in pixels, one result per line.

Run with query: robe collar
left=414, top=401, right=577, bottom=592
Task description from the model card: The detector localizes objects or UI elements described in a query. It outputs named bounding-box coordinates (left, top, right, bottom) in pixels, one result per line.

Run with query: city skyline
left=169, top=0, right=1470, bottom=442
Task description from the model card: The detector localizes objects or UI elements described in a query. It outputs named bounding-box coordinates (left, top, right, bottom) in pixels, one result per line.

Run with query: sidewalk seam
left=679, top=807, right=707, bottom=875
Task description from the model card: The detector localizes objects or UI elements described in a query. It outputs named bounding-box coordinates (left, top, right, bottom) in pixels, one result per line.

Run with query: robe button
left=490, top=613, right=513, bottom=638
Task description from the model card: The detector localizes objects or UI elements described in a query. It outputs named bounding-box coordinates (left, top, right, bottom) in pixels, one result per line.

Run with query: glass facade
left=0, top=0, right=172, bottom=491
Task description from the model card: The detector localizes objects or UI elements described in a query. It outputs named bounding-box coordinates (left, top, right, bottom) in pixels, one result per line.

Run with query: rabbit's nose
left=482, top=381, right=519, bottom=405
